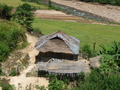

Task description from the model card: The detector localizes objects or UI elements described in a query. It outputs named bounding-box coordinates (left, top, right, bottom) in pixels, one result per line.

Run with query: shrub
left=48, top=76, right=66, bottom=90
left=35, top=85, right=46, bottom=90
left=0, top=3, right=13, bottom=20
left=9, top=68, right=17, bottom=76
left=99, top=55, right=118, bottom=74
left=13, top=3, right=35, bottom=32
left=99, top=41, right=120, bottom=67
left=72, top=68, right=120, bottom=90
left=0, top=78, right=15, bottom=90
left=0, top=20, right=26, bottom=62
left=81, top=44, right=92, bottom=59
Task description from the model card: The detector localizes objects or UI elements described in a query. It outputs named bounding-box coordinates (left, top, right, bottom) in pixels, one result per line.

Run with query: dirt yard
left=51, top=0, right=120, bottom=23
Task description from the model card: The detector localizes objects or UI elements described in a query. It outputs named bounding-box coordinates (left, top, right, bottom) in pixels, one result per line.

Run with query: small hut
left=34, top=31, right=86, bottom=76
left=35, top=30, right=80, bottom=62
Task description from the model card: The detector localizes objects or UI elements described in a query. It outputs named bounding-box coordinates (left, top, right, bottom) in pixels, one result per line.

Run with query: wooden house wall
left=37, top=52, right=78, bottom=62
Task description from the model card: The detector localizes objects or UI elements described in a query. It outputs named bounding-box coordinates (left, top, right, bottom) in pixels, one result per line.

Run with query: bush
left=9, top=68, right=17, bottom=76
left=13, top=3, right=35, bottom=32
left=35, top=85, right=46, bottom=90
left=0, top=78, right=15, bottom=90
left=0, top=20, right=26, bottom=62
left=0, top=3, right=13, bottom=20
left=72, top=68, right=120, bottom=90
left=99, top=41, right=120, bottom=67
left=48, top=76, right=66, bottom=90
left=81, top=44, right=92, bottom=59
left=99, top=55, right=118, bottom=74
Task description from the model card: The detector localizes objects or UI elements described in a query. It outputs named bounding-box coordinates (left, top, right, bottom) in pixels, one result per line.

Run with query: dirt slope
left=51, top=0, right=120, bottom=23
left=9, top=33, right=49, bottom=90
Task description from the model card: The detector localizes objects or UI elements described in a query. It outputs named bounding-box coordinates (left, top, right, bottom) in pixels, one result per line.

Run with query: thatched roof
left=37, top=37, right=74, bottom=54
left=37, top=60, right=86, bottom=74
left=35, top=31, right=80, bottom=54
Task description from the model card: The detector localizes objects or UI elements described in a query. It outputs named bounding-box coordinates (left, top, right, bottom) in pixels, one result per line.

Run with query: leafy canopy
left=13, top=3, right=35, bottom=32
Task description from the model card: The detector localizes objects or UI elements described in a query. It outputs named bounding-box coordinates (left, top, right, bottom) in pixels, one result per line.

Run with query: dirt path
left=9, top=33, right=49, bottom=90
left=51, top=0, right=120, bottom=23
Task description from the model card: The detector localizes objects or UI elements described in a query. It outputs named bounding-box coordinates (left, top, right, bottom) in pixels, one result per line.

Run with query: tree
left=13, top=3, right=35, bottom=32
left=0, top=3, right=13, bottom=20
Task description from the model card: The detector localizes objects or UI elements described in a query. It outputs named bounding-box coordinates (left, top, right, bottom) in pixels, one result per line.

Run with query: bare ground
left=8, top=33, right=49, bottom=90
left=51, top=0, right=120, bottom=23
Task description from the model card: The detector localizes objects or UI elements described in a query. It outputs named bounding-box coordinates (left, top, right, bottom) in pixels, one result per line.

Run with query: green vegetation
left=13, top=3, right=35, bottom=32
left=0, top=20, right=26, bottom=62
left=0, top=0, right=48, bottom=9
left=33, top=18, right=120, bottom=51
left=1, top=0, right=120, bottom=90
left=0, top=78, right=15, bottom=90
left=35, top=85, right=46, bottom=90
left=99, top=41, right=120, bottom=74
left=72, top=68, right=120, bottom=90
left=0, top=3, right=13, bottom=20
left=48, top=77, right=66, bottom=90
left=9, top=68, right=17, bottom=76
left=81, top=44, right=93, bottom=58
left=80, top=0, right=120, bottom=6
left=47, top=42, right=120, bottom=90
left=0, top=3, right=36, bottom=32
left=22, top=0, right=61, bottom=10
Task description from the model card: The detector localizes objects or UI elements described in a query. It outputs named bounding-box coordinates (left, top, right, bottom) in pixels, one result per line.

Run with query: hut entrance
left=36, top=52, right=78, bottom=62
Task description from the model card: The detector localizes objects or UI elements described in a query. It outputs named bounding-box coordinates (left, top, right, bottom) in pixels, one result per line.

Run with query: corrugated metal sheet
left=35, top=30, right=80, bottom=54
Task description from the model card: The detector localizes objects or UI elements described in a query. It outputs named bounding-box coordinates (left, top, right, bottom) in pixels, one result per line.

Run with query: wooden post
left=93, top=42, right=96, bottom=56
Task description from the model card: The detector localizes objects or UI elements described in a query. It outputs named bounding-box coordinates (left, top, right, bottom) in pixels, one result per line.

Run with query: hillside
left=0, top=0, right=120, bottom=89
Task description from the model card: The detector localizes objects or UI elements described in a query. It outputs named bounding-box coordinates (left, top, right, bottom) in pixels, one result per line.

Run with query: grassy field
left=0, top=0, right=48, bottom=9
left=33, top=18, right=120, bottom=51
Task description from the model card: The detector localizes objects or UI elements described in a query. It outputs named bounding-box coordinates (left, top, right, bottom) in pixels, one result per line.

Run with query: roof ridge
left=35, top=31, right=80, bottom=54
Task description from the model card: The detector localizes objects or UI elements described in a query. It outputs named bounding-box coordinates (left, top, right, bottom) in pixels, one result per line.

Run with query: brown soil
left=34, top=10, right=79, bottom=20
left=8, top=33, right=49, bottom=90
left=51, top=0, right=120, bottom=23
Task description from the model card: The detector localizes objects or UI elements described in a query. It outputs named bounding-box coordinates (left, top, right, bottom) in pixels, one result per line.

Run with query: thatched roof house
left=35, top=30, right=80, bottom=61
left=35, top=31, right=83, bottom=76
